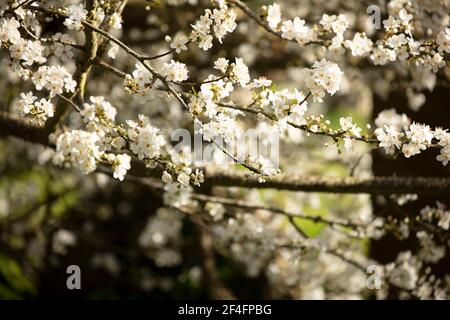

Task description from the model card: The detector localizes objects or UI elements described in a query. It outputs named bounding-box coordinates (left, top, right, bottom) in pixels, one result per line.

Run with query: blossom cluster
left=52, top=129, right=101, bottom=175
left=0, top=16, right=75, bottom=104
left=15, top=92, right=54, bottom=123
left=266, top=3, right=320, bottom=45
left=162, top=60, right=189, bottom=82
left=32, top=65, right=76, bottom=97
left=125, top=62, right=154, bottom=92
left=374, top=109, right=450, bottom=165
left=127, top=115, right=166, bottom=161
left=264, top=3, right=449, bottom=74
left=384, top=250, right=447, bottom=299
left=0, top=17, right=46, bottom=66
left=189, top=3, right=237, bottom=50
left=303, top=59, right=344, bottom=102
left=138, top=207, right=183, bottom=267
left=420, top=203, right=450, bottom=231
left=64, top=4, right=88, bottom=30
left=52, top=127, right=131, bottom=181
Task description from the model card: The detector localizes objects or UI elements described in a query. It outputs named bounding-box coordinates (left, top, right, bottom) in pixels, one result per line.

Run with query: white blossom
left=345, top=33, right=373, bottom=57
left=303, top=59, right=343, bottom=102
left=128, top=119, right=166, bottom=160
left=177, top=169, right=191, bottom=187
left=281, top=17, right=315, bottom=45
left=110, top=12, right=123, bottom=30
left=199, top=114, right=241, bottom=143
left=64, top=4, right=88, bottom=30
left=162, top=171, right=173, bottom=184
left=401, top=123, right=434, bottom=158
left=10, top=39, right=46, bottom=66
left=162, top=60, right=189, bottom=82
left=375, top=109, right=411, bottom=131
left=266, top=3, right=281, bottom=30
left=214, top=57, right=229, bottom=73
left=231, top=58, right=250, bottom=87
left=170, top=33, right=189, bottom=53
left=0, top=17, right=21, bottom=44
left=107, top=43, right=119, bottom=59
left=15, top=92, right=54, bottom=122
left=339, top=117, right=361, bottom=137
left=387, top=252, right=418, bottom=290
left=127, top=62, right=153, bottom=90
left=422, top=53, right=445, bottom=73
left=32, top=65, right=76, bottom=97
left=53, top=130, right=101, bottom=174
left=211, top=6, right=237, bottom=43
left=370, top=45, right=397, bottom=65
left=190, top=5, right=236, bottom=50
left=320, top=14, right=348, bottom=35
left=81, top=96, right=117, bottom=125
left=268, top=89, right=308, bottom=123
left=112, top=154, right=131, bottom=181
left=436, top=28, right=450, bottom=53
left=375, top=125, right=403, bottom=155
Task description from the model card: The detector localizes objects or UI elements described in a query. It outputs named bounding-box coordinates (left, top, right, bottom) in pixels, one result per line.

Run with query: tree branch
left=0, top=111, right=49, bottom=145
left=203, top=167, right=450, bottom=195
left=1, top=111, right=450, bottom=195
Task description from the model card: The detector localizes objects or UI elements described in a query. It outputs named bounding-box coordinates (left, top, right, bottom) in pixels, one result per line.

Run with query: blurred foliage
left=0, top=254, right=35, bottom=299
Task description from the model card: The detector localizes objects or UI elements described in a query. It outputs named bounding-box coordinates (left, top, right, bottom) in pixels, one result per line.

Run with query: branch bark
left=0, top=111, right=49, bottom=145
left=202, top=167, right=450, bottom=195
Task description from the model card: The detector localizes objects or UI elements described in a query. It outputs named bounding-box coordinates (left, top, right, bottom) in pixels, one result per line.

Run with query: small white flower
left=128, top=62, right=153, bottom=90
left=162, top=171, right=173, bottom=184
left=177, top=171, right=191, bottom=187
left=170, top=33, right=189, bottom=53
left=398, top=9, right=413, bottom=27
left=437, top=210, right=450, bottom=230
left=388, top=257, right=418, bottom=290
left=162, top=60, right=189, bottom=82
left=345, top=33, right=373, bottom=57
left=281, top=17, right=314, bottom=44
left=10, top=39, right=46, bottom=66
left=303, top=59, right=343, bottom=102
left=64, top=4, right=88, bottom=30
left=266, top=3, right=281, bottom=30
left=0, top=17, right=21, bottom=44
left=15, top=92, right=54, bottom=122
left=339, top=117, right=361, bottom=137
left=437, top=28, right=450, bottom=54
left=375, top=125, right=404, bottom=155
left=54, top=130, right=101, bottom=174
left=232, top=58, right=250, bottom=86
left=214, top=57, right=229, bottom=73
left=320, top=14, right=348, bottom=35
left=112, top=154, right=131, bottom=181
left=32, top=65, right=76, bottom=97
left=110, top=12, right=122, bottom=30
left=108, top=43, right=119, bottom=59
left=15, top=91, right=37, bottom=115
left=129, top=121, right=166, bottom=160
left=370, top=45, right=397, bottom=65
left=375, top=109, right=411, bottom=131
